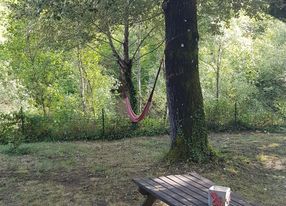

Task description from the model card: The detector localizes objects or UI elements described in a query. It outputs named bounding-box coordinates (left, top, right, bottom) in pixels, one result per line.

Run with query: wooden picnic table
left=133, top=172, right=256, bottom=206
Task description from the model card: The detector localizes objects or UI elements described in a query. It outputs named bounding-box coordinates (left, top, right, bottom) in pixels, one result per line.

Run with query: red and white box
left=208, top=185, right=231, bottom=206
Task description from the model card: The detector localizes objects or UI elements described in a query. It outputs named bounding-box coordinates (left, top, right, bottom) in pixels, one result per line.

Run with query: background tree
left=200, top=13, right=286, bottom=128
left=8, top=0, right=164, bottom=113
left=0, top=0, right=285, bottom=144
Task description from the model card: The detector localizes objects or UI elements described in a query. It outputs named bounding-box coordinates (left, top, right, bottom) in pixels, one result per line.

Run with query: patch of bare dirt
left=260, top=155, right=286, bottom=170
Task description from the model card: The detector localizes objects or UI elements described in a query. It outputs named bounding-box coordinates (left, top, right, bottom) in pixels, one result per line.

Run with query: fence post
left=19, top=107, right=25, bottom=134
left=234, top=102, right=238, bottom=128
left=102, top=108, right=105, bottom=136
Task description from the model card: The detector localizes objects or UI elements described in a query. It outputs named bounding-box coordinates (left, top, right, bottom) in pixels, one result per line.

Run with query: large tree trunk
left=163, top=0, right=210, bottom=161
left=269, top=0, right=286, bottom=20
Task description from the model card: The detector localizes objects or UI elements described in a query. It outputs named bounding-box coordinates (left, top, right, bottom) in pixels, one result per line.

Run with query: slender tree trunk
left=86, top=79, right=96, bottom=118
left=137, top=26, right=142, bottom=112
left=122, top=63, right=137, bottom=113
left=105, top=0, right=159, bottom=116
left=163, top=101, right=168, bottom=123
left=215, top=44, right=222, bottom=102
left=41, top=95, right=47, bottom=117
left=77, top=47, right=87, bottom=114
left=163, top=59, right=168, bottom=123
left=234, top=101, right=238, bottom=128
left=137, top=58, right=142, bottom=113
left=121, top=2, right=138, bottom=113
left=163, top=0, right=210, bottom=161
left=214, top=44, right=222, bottom=124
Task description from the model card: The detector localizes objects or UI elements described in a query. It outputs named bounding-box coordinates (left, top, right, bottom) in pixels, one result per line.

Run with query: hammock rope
left=124, top=56, right=164, bottom=123
left=124, top=30, right=195, bottom=122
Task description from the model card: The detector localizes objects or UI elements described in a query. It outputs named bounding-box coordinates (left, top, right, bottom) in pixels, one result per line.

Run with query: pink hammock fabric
left=124, top=97, right=152, bottom=123
left=124, top=57, right=164, bottom=123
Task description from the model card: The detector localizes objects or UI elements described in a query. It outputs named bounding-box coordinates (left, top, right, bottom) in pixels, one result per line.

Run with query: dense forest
left=0, top=0, right=285, bottom=146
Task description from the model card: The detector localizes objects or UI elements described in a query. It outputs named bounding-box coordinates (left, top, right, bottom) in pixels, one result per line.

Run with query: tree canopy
left=0, top=0, right=285, bottom=159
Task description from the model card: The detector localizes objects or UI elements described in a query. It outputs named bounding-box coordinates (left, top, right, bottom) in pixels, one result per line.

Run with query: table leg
left=138, top=188, right=157, bottom=206
left=142, top=194, right=156, bottom=206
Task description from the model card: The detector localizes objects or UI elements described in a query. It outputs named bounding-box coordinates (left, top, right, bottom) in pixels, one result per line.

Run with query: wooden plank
left=134, top=178, right=185, bottom=206
left=183, top=174, right=241, bottom=206
left=186, top=173, right=248, bottom=206
left=168, top=175, right=209, bottom=195
left=143, top=178, right=195, bottom=206
left=135, top=179, right=182, bottom=206
left=134, top=173, right=256, bottom=206
left=165, top=175, right=208, bottom=200
left=153, top=177, right=205, bottom=206
left=186, top=173, right=253, bottom=206
left=173, top=175, right=236, bottom=206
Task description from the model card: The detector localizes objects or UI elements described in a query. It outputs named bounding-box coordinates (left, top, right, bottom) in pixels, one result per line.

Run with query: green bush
left=0, top=104, right=284, bottom=146
left=204, top=98, right=286, bottom=131
left=99, top=117, right=168, bottom=140
left=0, top=112, right=24, bottom=149
left=23, top=115, right=99, bottom=142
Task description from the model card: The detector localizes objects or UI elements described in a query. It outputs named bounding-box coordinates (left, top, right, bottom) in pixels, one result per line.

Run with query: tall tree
left=8, top=0, right=163, bottom=114
left=163, top=0, right=210, bottom=161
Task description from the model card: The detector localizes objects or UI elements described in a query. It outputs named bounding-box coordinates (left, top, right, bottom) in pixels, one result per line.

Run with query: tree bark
left=40, top=95, right=47, bottom=117
left=137, top=26, right=142, bottom=112
left=215, top=44, right=222, bottom=102
left=269, top=0, right=286, bottom=21
left=163, top=0, right=209, bottom=161
left=122, top=1, right=138, bottom=113
left=77, top=46, right=87, bottom=114
left=106, top=5, right=138, bottom=114
left=121, top=62, right=138, bottom=114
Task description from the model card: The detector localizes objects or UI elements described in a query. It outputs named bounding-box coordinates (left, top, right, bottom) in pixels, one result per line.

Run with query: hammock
left=124, top=57, right=164, bottom=123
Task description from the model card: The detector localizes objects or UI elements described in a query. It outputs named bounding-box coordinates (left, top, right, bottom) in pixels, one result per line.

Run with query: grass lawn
left=0, top=132, right=285, bottom=206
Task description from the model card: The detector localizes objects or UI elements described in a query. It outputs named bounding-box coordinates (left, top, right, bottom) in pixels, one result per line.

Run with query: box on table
left=208, top=185, right=231, bottom=206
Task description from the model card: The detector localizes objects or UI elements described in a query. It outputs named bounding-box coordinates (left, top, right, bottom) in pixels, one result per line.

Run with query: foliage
left=200, top=13, right=286, bottom=130
left=253, top=19, right=286, bottom=114
left=0, top=109, right=168, bottom=144
left=0, top=1, right=285, bottom=146
left=0, top=112, right=23, bottom=149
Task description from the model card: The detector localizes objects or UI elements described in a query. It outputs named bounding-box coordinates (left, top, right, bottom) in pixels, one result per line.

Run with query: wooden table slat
left=186, top=173, right=250, bottom=206
left=174, top=175, right=238, bottom=206
left=185, top=173, right=252, bottom=206
left=183, top=174, right=243, bottom=206
left=162, top=176, right=208, bottom=203
left=144, top=178, right=194, bottom=206
left=133, top=172, right=256, bottom=206
left=168, top=175, right=209, bottom=197
left=134, top=178, right=185, bottom=206
left=153, top=177, right=205, bottom=206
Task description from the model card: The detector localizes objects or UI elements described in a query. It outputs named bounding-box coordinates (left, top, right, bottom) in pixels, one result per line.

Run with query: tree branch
left=134, top=40, right=164, bottom=62
left=91, top=22, right=123, bottom=45
left=86, top=44, right=117, bottom=62
left=123, top=2, right=130, bottom=63
left=131, top=26, right=157, bottom=61
left=105, top=27, right=124, bottom=64
left=130, top=12, right=163, bottom=25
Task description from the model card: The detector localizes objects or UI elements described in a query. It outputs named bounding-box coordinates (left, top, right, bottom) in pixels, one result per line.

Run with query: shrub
left=0, top=112, right=23, bottom=148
